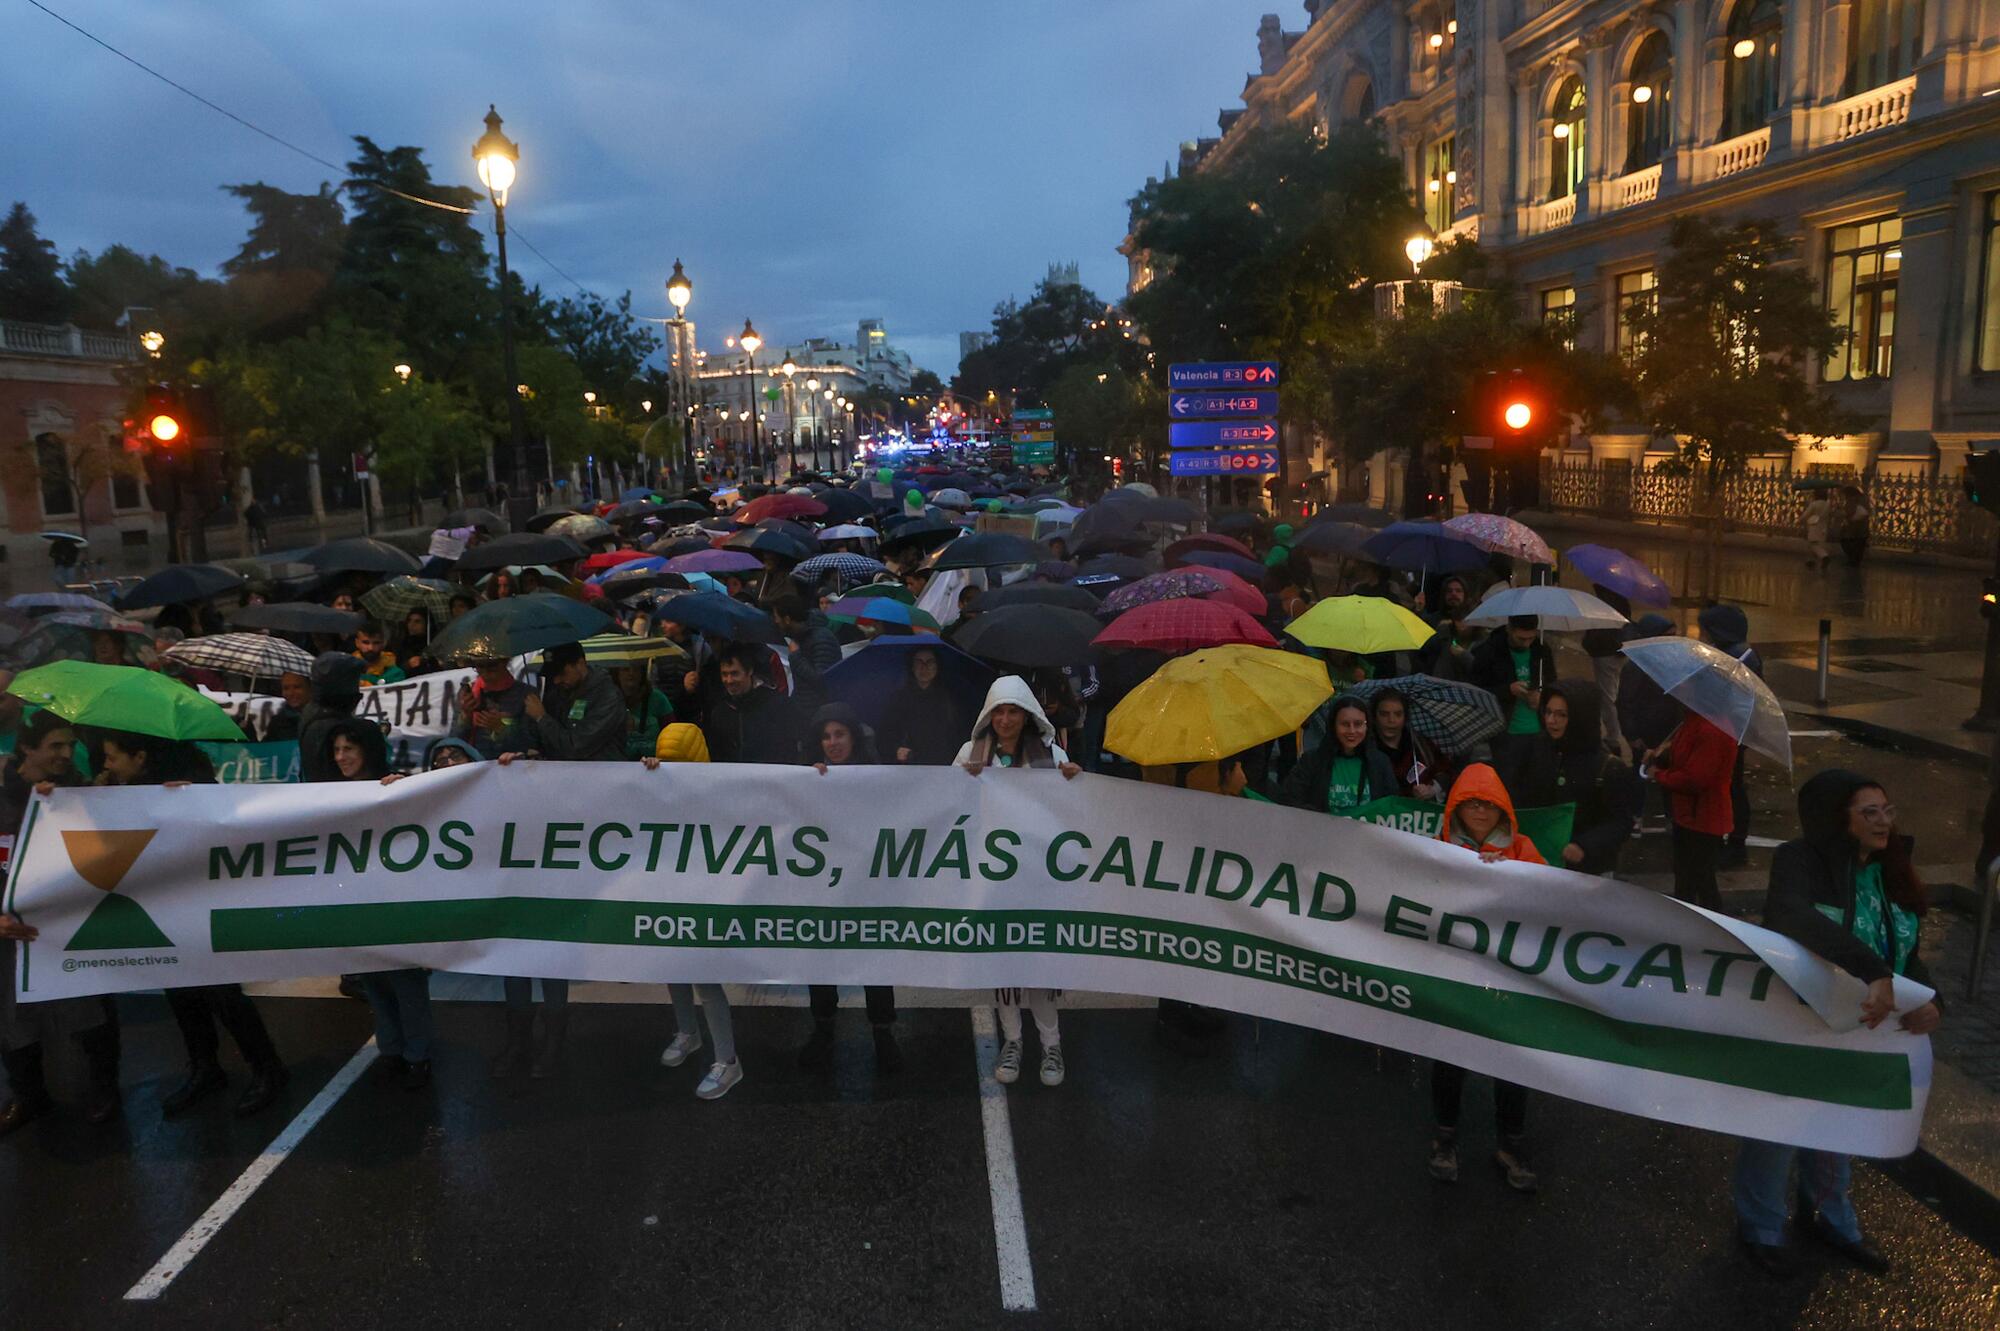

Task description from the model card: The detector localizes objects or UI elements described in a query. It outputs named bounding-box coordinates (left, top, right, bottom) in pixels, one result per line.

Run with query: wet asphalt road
left=4, top=995, right=1998, bottom=1330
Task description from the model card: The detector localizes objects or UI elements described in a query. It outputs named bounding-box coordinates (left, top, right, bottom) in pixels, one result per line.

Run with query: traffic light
left=1494, top=369, right=1540, bottom=442
left=1964, top=450, right=2000, bottom=516
left=141, top=383, right=185, bottom=448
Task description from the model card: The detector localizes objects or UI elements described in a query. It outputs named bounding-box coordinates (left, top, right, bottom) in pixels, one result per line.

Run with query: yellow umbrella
left=1284, top=595, right=1435, bottom=654
left=1104, top=645, right=1332, bottom=765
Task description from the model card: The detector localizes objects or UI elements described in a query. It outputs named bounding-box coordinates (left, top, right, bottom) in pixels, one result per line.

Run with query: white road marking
left=124, top=1039, right=379, bottom=1301
left=1743, top=836, right=1786, bottom=849
left=1788, top=730, right=1841, bottom=739
left=970, top=1007, right=1037, bottom=1313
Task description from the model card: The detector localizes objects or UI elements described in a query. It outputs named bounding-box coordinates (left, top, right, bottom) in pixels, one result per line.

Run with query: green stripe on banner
left=1335, top=796, right=1575, bottom=864
left=210, top=898, right=1910, bottom=1111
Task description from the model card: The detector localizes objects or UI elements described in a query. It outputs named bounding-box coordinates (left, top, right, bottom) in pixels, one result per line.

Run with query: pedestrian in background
left=1698, top=603, right=1763, bottom=869
left=1580, top=585, right=1631, bottom=760
left=1645, top=703, right=1738, bottom=913
left=1803, top=491, right=1833, bottom=572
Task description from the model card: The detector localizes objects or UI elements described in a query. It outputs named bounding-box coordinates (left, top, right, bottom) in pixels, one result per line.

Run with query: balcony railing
left=1612, top=164, right=1662, bottom=210
left=1827, top=75, right=1914, bottom=143
left=0, top=319, right=138, bottom=363
left=1710, top=126, right=1770, bottom=180
left=1534, top=193, right=1577, bottom=234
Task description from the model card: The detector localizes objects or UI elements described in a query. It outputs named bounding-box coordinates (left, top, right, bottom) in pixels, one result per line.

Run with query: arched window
left=1354, top=81, right=1377, bottom=122
left=1722, top=0, right=1782, bottom=139
left=1423, top=135, right=1456, bottom=232
left=1549, top=76, right=1587, bottom=199
left=1624, top=33, right=1672, bottom=172
left=1844, top=0, right=1924, bottom=96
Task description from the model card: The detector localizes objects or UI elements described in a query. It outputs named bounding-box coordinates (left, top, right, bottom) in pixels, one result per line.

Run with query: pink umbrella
left=1440, top=513, right=1555, bottom=565
left=664, top=549, right=764, bottom=575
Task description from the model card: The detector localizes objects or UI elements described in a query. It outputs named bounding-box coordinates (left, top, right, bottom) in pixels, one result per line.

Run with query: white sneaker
left=695, top=1060, right=742, bottom=1100
left=993, top=1038, right=1023, bottom=1085
left=660, top=1032, right=703, bottom=1068
left=1039, top=1044, right=1065, bottom=1087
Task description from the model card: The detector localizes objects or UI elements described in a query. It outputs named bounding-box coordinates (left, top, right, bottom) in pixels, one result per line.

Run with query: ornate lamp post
left=739, top=319, right=763, bottom=482
left=472, top=106, right=529, bottom=522
left=665, top=259, right=694, bottom=490
left=779, top=356, right=799, bottom=479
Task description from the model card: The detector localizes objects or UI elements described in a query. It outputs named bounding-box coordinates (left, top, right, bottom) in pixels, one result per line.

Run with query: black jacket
left=879, top=679, right=969, bottom=767
left=1279, top=742, right=1398, bottom=813
left=788, top=614, right=843, bottom=673
left=1498, top=681, right=1638, bottom=875
left=298, top=652, right=364, bottom=783
left=1468, top=632, right=1557, bottom=725
left=530, top=665, right=629, bottom=762
left=1762, top=769, right=1933, bottom=990
left=703, top=685, right=805, bottom=765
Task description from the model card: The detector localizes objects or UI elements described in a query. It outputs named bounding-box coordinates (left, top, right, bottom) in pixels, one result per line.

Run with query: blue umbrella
left=647, top=592, right=779, bottom=643
left=621, top=487, right=662, bottom=502
left=1178, top=550, right=1268, bottom=584
left=1360, top=522, right=1489, bottom=574
left=822, top=634, right=995, bottom=735
left=1562, top=543, right=1672, bottom=607
left=587, top=554, right=670, bottom=586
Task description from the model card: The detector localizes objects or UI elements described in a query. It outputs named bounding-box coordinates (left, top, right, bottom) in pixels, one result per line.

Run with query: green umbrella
left=7, top=661, right=247, bottom=740
left=426, top=592, right=611, bottom=664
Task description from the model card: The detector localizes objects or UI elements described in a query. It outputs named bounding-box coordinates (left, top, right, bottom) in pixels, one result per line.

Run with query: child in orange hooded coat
left=1437, top=762, right=1548, bottom=865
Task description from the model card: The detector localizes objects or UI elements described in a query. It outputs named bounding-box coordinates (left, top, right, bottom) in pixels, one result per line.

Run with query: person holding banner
left=453, top=660, right=534, bottom=761
left=1428, top=763, right=1544, bottom=1191
left=1733, top=771, right=1941, bottom=1276
left=1499, top=682, right=1637, bottom=875
left=1280, top=697, right=1396, bottom=816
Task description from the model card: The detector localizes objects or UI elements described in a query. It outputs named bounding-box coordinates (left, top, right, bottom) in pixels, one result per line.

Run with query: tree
left=220, top=182, right=347, bottom=336
left=546, top=290, right=659, bottom=410
left=953, top=278, right=1133, bottom=402
left=1043, top=362, right=1153, bottom=484
left=0, top=202, right=71, bottom=323
left=1626, top=216, right=1852, bottom=591
left=65, top=245, right=220, bottom=339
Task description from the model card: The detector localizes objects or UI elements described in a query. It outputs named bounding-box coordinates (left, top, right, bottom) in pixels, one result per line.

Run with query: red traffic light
left=141, top=384, right=186, bottom=447
left=1502, top=399, right=1533, bottom=432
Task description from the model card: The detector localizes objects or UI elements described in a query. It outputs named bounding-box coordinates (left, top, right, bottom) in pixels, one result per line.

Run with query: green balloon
left=876, top=467, right=894, bottom=484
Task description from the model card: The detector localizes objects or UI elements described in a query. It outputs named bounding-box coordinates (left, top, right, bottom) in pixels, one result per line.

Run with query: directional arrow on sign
left=1170, top=419, right=1281, bottom=449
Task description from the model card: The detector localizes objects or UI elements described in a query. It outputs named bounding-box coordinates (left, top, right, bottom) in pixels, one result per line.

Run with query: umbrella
left=301, top=537, right=421, bottom=576
left=116, top=563, right=245, bottom=610
left=7, top=592, right=117, bottom=617
left=441, top=507, right=509, bottom=531
left=362, top=577, right=457, bottom=621
left=1104, top=646, right=1333, bottom=765
left=1360, top=522, right=1489, bottom=574
left=1292, top=522, right=1377, bottom=559
left=1284, top=596, right=1437, bottom=654
left=1163, top=533, right=1255, bottom=565
left=606, top=501, right=665, bottom=523
left=1348, top=675, right=1506, bottom=754
left=931, top=487, right=973, bottom=510
left=1463, top=586, right=1628, bottom=632
left=648, top=592, right=780, bottom=643
left=1073, top=553, right=1154, bottom=584
left=1065, top=505, right=1149, bottom=558
left=975, top=582, right=1102, bottom=614
left=427, top=592, right=613, bottom=664
left=230, top=602, right=364, bottom=635
left=822, top=633, right=994, bottom=733
left=816, top=523, right=879, bottom=543
left=0, top=607, right=36, bottom=650
left=1619, top=637, right=1791, bottom=768
left=7, top=661, right=246, bottom=741
left=524, top=505, right=586, bottom=533
left=814, top=491, right=877, bottom=523
left=600, top=567, right=692, bottom=601
left=8, top=614, right=155, bottom=669
left=1099, top=491, right=1199, bottom=524
left=655, top=500, right=712, bottom=525
left=1441, top=513, right=1556, bottom=565
left=620, top=487, right=662, bottom=502
left=1309, top=504, right=1395, bottom=529
left=457, top=532, right=588, bottom=572
left=1099, top=569, right=1262, bottom=620
left=878, top=517, right=960, bottom=553
left=1096, top=600, right=1275, bottom=654
left=665, top=549, right=764, bottom=576
left=738, top=493, right=827, bottom=525
left=951, top=605, right=1103, bottom=668
left=827, top=596, right=942, bottom=631
left=579, top=632, right=685, bottom=666
left=39, top=531, right=88, bottom=546
left=547, top=514, right=615, bottom=544
left=163, top=632, right=315, bottom=679
left=794, top=553, right=887, bottom=585
left=835, top=580, right=913, bottom=605
left=725, top=528, right=813, bottom=562
left=580, top=549, right=653, bottom=575
left=927, top=533, right=1042, bottom=570
left=1562, top=544, right=1672, bottom=607
left=1177, top=550, right=1268, bottom=584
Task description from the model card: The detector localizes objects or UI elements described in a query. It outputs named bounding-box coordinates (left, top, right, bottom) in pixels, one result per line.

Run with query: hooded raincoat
left=1497, top=681, right=1638, bottom=874
left=953, top=676, right=1070, bottom=769
left=1437, top=764, right=1548, bottom=865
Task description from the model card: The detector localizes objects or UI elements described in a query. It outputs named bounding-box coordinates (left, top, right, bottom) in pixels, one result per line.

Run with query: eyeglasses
left=1460, top=799, right=1500, bottom=813
left=1854, top=803, right=1897, bottom=824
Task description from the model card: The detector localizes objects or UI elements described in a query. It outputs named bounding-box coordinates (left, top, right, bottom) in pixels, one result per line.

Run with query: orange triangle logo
left=61, top=829, right=157, bottom=894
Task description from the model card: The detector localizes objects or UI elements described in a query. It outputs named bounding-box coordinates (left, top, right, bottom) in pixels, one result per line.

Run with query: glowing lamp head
left=665, top=259, right=692, bottom=312
left=1503, top=400, right=1533, bottom=432
left=1428, top=32, right=1443, bottom=49
left=739, top=319, right=762, bottom=356
left=393, top=363, right=412, bottom=381
left=781, top=358, right=798, bottom=378
left=1732, top=37, right=1756, bottom=59
left=148, top=412, right=181, bottom=443
left=641, top=399, right=653, bottom=413
left=139, top=329, right=165, bottom=355
left=472, top=106, right=519, bottom=200
left=1405, top=235, right=1435, bottom=271
left=1632, top=84, right=1653, bottom=104
left=1552, top=122, right=1571, bottom=139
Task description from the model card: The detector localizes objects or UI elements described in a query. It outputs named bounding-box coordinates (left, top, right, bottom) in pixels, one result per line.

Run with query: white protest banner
left=202, top=668, right=478, bottom=768
left=5, top=765, right=1932, bottom=1155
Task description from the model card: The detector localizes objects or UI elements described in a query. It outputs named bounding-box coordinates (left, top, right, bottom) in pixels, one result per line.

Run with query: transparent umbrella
left=1619, top=637, right=1791, bottom=768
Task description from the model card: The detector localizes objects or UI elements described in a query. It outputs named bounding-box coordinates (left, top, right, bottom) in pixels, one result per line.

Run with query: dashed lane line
left=970, top=1007, right=1038, bottom=1313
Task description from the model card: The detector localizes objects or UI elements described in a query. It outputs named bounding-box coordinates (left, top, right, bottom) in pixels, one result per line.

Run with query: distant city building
left=1137, top=0, right=2000, bottom=497
left=1045, top=261, right=1083, bottom=291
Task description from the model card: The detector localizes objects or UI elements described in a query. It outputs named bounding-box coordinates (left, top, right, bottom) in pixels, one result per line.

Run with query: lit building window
left=1721, top=0, right=1783, bottom=140
left=1616, top=269, right=1657, bottom=360
left=1978, top=194, right=2000, bottom=373
left=1549, top=77, right=1586, bottom=200
left=1844, top=0, right=1924, bottom=96
left=1825, top=217, right=1901, bottom=382
left=1624, top=33, right=1672, bottom=172
left=1423, top=134, right=1456, bottom=233
left=1541, top=287, right=1578, bottom=349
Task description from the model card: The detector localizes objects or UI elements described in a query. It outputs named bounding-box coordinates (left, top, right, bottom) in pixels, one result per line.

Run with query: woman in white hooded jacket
left=957, top=676, right=1081, bottom=1086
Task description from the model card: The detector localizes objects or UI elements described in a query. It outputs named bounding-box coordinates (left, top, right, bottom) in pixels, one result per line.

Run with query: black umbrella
left=1075, top=553, right=1155, bottom=583
left=952, top=605, right=1102, bottom=668
left=648, top=592, right=781, bottom=643
left=928, top=533, right=1043, bottom=570
left=1309, top=504, right=1395, bottom=529
left=301, top=538, right=421, bottom=576
left=1067, top=505, right=1150, bottom=558
left=652, top=536, right=715, bottom=557
left=975, top=582, right=1102, bottom=613
left=879, top=517, right=961, bottom=554
left=751, top=518, right=822, bottom=551
left=457, top=532, right=588, bottom=572
left=441, top=506, right=510, bottom=532
left=814, top=490, right=876, bottom=523
left=116, top=563, right=245, bottom=611
left=725, top=528, right=814, bottom=562
left=524, top=505, right=585, bottom=533
left=1292, top=522, right=1376, bottom=558
left=230, top=602, right=364, bottom=635
left=655, top=501, right=711, bottom=524
left=602, top=568, right=693, bottom=600
left=1100, top=492, right=1199, bottom=524
left=607, top=500, right=665, bottom=523
left=428, top=592, right=613, bottom=664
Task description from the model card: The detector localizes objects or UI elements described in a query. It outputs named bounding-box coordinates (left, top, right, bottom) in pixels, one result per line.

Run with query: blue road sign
left=1170, top=449, right=1281, bottom=477
left=1167, top=391, right=1278, bottom=420
left=1169, top=419, right=1280, bottom=449
left=1167, top=361, right=1280, bottom=390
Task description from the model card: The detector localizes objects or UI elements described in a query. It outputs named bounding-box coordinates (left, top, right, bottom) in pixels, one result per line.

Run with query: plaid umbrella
left=794, top=553, right=886, bottom=586
left=1098, top=569, right=1263, bottom=620
left=1094, top=599, right=1276, bottom=654
left=1441, top=513, right=1556, bottom=565
left=164, top=632, right=315, bottom=679
left=1348, top=675, right=1505, bottom=755
left=362, top=577, right=456, bottom=620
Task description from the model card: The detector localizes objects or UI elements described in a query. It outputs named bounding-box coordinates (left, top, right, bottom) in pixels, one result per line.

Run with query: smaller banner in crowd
left=195, top=741, right=300, bottom=785
left=202, top=667, right=482, bottom=772
left=1336, top=796, right=1575, bottom=865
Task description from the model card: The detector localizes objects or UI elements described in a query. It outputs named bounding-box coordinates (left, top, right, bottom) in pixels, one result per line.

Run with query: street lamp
left=739, top=318, right=763, bottom=482
left=139, top=329, right=165, bottom=358
left=393, top=363, right=412, bottom=382
left=665, top=259, right=694, bottom=490
left=473, top=105, right=530, bottom=522
left=780, top=357, right=799, bottom=477
left=1404, top=233, right=1435, bottom=276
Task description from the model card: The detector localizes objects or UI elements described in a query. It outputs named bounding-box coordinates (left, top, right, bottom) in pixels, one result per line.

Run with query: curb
left=1878, top=1149, right=2000, bottom=1255
left=1791, top=711, right=1990, bottom=770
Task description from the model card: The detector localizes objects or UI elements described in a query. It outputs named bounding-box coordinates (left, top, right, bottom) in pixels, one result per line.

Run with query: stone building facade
left=1143, top=0, right=2000, bottom=491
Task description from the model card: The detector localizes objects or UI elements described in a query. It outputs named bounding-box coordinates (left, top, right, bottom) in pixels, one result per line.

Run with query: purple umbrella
left=1097, top=569, right=1230, bottom=620
left=1563, top=544, right=1672, bottom=607
left=1178, top=550, right=1268, bottom=584
left=664, top=549, right=764, bottom=575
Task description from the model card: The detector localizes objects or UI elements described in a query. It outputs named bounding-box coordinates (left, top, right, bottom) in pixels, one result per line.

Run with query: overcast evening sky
left=2, top=0, right=1263, bottom=376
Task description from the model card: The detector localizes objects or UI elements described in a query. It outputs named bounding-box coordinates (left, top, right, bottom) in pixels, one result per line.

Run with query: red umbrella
left=579, top=549, right=650, bottom=574
left=1094, top=600, right=1276, bottom=654
left=737, top=494, right=828, bottom=525
left=1164, top=533, right=1255, bottom=565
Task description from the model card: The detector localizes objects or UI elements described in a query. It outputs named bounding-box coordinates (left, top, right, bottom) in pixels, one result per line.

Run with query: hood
left=655, top=722, right=710, bottom=763
left=1796, top=768, right=1880, bottom=849
left=1625, top=613, right=1675, bottom=642
left=1542, top=679, right=1603, bottom=755
left=969, top=675, right=1058, bottom=747
left=1439, top=762, right=1519, bottom=850
left=1697, top=603, right=1750, bottom=650
left=321, top=716, right=390, bottom=779
left=810, top=701, right=879, bottom=764
left=426, top=737, right=482, bottom=770
left=310, top=651, right=365, bottom=704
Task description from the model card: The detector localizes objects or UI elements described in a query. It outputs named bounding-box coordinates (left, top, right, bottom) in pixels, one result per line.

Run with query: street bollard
left=1815, top=619, right=1831, bottom=708
left=1970, top=861, right=2000, bottom=1001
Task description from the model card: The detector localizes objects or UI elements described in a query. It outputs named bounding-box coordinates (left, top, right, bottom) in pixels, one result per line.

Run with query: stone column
left=306, top=449, right=325, bottom=525
left=1582, top=35, right=1614, bottom=213
left=1812, top=0, right=1857, bottom=148
left=1769, top=0, right=1815, bottom=157
left=1513, top=71, right=1538, bottom=231
left=1884, top=190, right=1955, bottom=459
